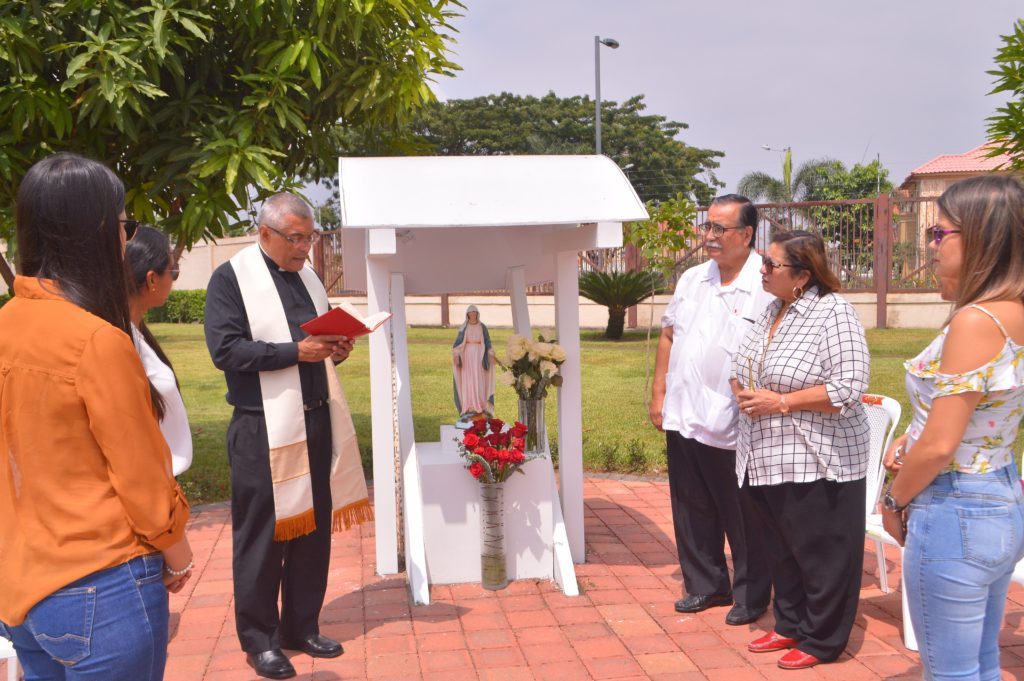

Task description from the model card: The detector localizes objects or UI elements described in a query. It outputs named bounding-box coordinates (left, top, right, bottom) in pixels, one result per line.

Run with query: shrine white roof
left=337, top=155, right=647, bottom=228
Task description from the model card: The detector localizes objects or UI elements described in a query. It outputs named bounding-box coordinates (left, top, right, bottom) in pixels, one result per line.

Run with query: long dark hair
left=16, top=153, right=131, bottom=335
left=125, top=226, right=179, bottom=420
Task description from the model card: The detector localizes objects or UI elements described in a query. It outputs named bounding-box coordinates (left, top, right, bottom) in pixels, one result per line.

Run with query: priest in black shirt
left=204, top=192, right=354, bottom=680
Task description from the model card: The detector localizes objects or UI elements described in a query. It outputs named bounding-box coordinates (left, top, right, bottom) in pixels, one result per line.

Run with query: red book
left=300, top=302, right=392, bottom=338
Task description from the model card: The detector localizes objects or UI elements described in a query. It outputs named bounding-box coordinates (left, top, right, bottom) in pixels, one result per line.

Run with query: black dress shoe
left=281, top=633, right=344, bottom=658
left=246, top=649, right=296, bottom=680
left=674, top=593, right=733, bottom=613
left=725, top=603, right=767, bottom=625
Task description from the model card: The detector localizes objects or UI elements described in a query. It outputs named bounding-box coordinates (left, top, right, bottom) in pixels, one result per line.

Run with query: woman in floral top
left=883, top=175, right=1024, bottom=680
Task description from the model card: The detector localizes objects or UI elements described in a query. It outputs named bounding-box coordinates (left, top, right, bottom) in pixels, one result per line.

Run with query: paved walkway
left=10, top=477, right=1024, bottom=680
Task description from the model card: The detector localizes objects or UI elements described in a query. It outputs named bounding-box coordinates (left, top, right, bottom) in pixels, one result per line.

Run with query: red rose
left=473, top=446, right=485, bottom=456
left=484, top=446, right=499, bottom=461
left=473, top=417, right=488, bottom=434
left=497, top=449, right=510, bottom=463
left=463, top=432, right=480, bottom=447
left=512, top=449, right=525, bottom=463
left=489, top=418, right=504, bottom=433
left=513, top=437, right=525, bottom=450
left=511, top=421, right=528, bottom=437
left=469, top=462, right=485, bottom=479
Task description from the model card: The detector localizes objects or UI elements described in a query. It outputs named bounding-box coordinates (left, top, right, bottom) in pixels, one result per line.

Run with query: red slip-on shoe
left=777, top=649, right=822, bottom=670
left=748, top=631, right=800, bottom=653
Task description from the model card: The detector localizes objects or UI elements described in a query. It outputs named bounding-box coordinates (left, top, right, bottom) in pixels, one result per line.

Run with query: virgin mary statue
left=452, top=305, right=496, bottom=419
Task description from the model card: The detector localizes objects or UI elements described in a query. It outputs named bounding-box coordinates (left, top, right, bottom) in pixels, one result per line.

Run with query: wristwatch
left=883, top=489, right=907, bottom=513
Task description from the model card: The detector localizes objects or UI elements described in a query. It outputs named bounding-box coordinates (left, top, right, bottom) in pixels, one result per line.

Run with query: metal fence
left=313, top=193, right=940, bottom=326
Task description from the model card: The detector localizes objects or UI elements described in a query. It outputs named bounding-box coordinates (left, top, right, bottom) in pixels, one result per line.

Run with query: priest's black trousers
left=228, top=405, right=334, bottom=654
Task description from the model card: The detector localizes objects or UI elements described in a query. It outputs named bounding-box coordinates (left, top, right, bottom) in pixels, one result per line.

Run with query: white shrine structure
left=337, top=155, right=648, bottom=603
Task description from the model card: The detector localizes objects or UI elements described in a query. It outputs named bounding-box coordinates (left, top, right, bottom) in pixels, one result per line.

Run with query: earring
left=792, top=286, right=804, bottom=299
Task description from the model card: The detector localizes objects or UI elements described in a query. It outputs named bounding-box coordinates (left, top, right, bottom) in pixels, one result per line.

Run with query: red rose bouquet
left=457, top=417, right=543, bottom=483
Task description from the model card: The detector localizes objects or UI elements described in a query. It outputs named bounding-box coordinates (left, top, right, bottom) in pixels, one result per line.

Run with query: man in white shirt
left=650, top=194, right=775, bottom=626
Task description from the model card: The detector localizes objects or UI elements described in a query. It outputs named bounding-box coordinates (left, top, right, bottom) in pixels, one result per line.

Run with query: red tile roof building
left=900, top=144, right=1015, bottom=196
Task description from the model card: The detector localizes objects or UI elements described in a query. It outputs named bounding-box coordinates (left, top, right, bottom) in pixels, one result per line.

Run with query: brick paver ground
left=6, top=476, right=1024, bottom=680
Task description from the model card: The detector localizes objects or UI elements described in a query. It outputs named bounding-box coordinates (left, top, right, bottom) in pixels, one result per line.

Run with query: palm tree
left=578, top=270, right=663, bottom=340
left=738, top=151, right=840, bottom=202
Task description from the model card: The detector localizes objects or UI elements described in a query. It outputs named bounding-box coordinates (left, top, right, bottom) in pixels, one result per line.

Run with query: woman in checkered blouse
left=729, top=230, right=871, bottom=670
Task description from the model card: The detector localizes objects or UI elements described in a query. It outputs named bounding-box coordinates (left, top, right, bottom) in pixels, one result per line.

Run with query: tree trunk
left=0, top=253, right=14, bottom=290
left=605, top=307, right=626, bottom=340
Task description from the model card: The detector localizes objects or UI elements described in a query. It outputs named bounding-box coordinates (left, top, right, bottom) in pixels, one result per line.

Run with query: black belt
left=303, top=398, right=329, bottom=411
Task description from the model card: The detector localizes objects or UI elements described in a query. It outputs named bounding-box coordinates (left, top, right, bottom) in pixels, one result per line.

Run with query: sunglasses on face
left=761, top=255, right=804, bottom=275
left=169, top=268, right=180, bottom=282
left=120, top=218, right=140, bottom=241
left=926, top=224, right=962, bottom=245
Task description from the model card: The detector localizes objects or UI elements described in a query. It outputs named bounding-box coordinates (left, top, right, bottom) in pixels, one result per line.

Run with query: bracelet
left=164, top=560, right=194, bottom=577
left=778, top=394, right=790, bottom=415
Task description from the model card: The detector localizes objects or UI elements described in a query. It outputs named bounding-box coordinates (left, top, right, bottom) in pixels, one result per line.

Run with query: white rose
left=508, top=343, right=527, bottom=362
left=499, top=371, right=516, bottom=386
left=549, top=345, right=567, bottom=362
left=539, top=360, right=558, bottom=376
left=519, top=375, right=535, bottom=390
left=534, top=342, right=553, bottom=358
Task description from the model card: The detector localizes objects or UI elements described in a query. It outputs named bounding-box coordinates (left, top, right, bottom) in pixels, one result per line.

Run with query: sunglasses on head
left=120, top=218, right=140, bottom=242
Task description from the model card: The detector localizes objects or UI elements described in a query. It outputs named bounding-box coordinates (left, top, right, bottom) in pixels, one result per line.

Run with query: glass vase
left=478, top=482, right=508, bottom=590
left=517, top=398, right=546, bottom=455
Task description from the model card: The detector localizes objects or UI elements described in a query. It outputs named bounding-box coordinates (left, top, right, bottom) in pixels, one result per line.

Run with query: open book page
left=336, top=301, right=391, bottom=331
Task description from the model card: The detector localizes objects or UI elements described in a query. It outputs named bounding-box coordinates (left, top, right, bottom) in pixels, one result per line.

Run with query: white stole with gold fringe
left=230, top=245, right=372, bottom=541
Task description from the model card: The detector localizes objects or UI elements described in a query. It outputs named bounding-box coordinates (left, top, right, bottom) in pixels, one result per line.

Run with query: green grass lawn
left=158, top=324, right=946, bottom=506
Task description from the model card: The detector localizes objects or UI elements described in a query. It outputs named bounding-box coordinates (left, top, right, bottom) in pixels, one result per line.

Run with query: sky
left=425, top=1, right=1021, bottom=195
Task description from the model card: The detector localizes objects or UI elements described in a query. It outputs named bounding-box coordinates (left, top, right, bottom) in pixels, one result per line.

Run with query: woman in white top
left=882, top=175, right=1024, bottom=680
left=125, top=226, right=192, bottom=476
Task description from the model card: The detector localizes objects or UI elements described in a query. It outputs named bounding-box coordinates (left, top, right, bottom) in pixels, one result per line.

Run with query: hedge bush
left=0, top=293, right=9, bottom=309
left=147, top=289, right=206, bottom=324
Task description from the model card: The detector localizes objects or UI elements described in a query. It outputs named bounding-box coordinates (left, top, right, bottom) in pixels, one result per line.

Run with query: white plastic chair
left=861, top=394, right=903, bottom=593
left=859, top=394, right=918, bottom=649
left=0, top=636, right=19, bottom=681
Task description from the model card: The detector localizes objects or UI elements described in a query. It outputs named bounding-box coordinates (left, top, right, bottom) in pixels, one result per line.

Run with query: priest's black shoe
left=246, top=649, right=296, bottom=680
left=725, top=603, right=767, bottom=626
left=281, top=633, right=344, bottom=658
left=674, top=593, right=733, bottom=613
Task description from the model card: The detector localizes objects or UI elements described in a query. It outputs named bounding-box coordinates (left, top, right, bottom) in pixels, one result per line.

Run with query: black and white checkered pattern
left=731, top=289, right=871, bottom=485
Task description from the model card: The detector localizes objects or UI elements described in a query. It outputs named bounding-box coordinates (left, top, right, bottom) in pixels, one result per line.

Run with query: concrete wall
left=175, top=234, right=257, bottom=290
left=330, top=291, right=951, bottom=331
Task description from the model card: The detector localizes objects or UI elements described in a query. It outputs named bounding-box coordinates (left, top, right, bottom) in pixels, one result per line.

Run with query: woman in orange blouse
left=0, top=153, right=192, bottom=681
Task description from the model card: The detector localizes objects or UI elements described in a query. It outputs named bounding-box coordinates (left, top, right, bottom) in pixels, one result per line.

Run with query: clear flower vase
left=478, top=482, right=508, bottom=590
left=518, top=398, right=546, bottom=455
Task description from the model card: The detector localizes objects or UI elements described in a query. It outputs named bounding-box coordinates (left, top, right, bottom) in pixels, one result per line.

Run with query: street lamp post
left=762, top=144, right=793, bottom=199
left=594, top=35, right=619, bottom=155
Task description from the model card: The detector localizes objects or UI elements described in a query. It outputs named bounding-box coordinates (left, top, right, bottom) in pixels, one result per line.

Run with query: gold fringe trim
left=332, top=498, right=374, bottom=532
left=273, top=508, right=316, bottom=541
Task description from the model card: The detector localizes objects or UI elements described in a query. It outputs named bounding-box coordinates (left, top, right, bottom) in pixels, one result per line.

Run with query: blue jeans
left=0, top=554, right=169, bottom=681
left=904, top=464, right=1024, bottom=681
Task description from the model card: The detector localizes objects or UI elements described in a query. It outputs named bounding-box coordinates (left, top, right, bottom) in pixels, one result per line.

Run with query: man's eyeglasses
left=926, top=225, right=962, bottom=245
left=120, top=219, right=140, bottom=242
left=699, top=222, right=748, bottom=238
left=761, top=255, right=804, bottom=275
left=265, top=224, right=320, bottom=247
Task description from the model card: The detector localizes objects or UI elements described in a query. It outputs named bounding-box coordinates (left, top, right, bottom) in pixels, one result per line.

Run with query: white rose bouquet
left=498, top=333, right=566, bottom=400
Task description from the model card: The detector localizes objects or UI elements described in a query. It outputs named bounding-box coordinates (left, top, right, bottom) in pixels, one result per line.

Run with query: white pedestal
left=419, top=426, right=554, bottom=584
